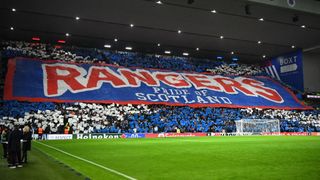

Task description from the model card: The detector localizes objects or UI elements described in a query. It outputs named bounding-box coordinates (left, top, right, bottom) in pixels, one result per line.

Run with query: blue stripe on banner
left=272, top=65, right=281, bottom=81
left=265, top=67, right=270, bottom=76
left=268, top=66, right=275, bottom=79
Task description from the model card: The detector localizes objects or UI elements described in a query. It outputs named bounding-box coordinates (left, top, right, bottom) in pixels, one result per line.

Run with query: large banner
left=4, top=58, right=310, bottom=109
left=264, top=50, right=304, bottom=91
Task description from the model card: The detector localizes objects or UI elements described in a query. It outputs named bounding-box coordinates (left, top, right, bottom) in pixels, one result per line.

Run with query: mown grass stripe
left=35, top=141, right=137, bottom=180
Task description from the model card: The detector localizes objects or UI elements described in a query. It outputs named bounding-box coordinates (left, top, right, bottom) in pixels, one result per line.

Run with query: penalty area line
left=34, top=141, right=137, bottom=180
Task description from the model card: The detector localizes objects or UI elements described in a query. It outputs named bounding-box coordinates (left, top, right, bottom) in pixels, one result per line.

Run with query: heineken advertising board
left=73, top=133, right=122, bottom=139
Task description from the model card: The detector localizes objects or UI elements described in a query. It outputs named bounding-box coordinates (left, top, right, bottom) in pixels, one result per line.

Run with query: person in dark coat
left=22, top=125, right=32, bottom=163
left=8, top=125, right=23, bottom=168
left=1, top=127, right=9, bottom=159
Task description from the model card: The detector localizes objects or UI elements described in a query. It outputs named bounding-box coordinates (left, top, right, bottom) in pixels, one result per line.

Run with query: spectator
left=8, top=125, right=23, bottom=168
left=37, top=127, right=43, bottom=140
left=22, top=125, right=32, bottom=163
left=1, top=127, right=9, bottom=159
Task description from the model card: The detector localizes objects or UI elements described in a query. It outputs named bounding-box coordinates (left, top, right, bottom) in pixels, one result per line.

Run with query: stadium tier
left=0, top=41, right=319, bottom=134
left=1, top=1, right=320, bottom=178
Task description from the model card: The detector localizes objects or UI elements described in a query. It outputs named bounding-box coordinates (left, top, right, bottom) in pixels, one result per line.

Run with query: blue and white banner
left=264, top=50, right=304, bottom=91
left=4, top=58, right=310, bottom=109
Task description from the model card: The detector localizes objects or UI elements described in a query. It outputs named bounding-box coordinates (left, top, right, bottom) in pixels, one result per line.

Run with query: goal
left=235, top=119, right=280, bottom=135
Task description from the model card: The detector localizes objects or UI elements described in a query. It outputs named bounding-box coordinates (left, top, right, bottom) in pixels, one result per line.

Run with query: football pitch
left=1, top=136, right=320, bottom=180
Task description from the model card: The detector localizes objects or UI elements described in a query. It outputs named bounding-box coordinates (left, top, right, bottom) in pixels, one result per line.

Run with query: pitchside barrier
left=31, top=132, right=320, bottom=140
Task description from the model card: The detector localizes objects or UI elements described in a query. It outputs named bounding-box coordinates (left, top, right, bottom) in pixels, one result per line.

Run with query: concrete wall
left=303, top=52, right=320, bottom=92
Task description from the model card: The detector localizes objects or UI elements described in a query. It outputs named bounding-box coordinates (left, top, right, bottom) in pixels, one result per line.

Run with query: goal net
left=235, top=119, right=280, bottom=135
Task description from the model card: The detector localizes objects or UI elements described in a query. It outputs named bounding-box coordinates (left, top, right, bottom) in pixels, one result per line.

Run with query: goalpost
left=235, top=119, right=280, bottom=135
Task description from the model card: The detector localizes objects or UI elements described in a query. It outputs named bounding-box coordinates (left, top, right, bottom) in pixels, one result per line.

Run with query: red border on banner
left=267, top=77, right=310, bottom=109
left=4, top=58, right=16, bottom=100
left=3, top=58, right=313, bottom=110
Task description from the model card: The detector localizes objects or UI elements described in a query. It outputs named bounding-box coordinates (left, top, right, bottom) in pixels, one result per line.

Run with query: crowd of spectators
left=0, top=41, right=264, bottom=75
left=1, top=101, right=320, bottom=134
left=206, top=63, right=264, bottom=76
left=0, top=40, right=319, bottom=135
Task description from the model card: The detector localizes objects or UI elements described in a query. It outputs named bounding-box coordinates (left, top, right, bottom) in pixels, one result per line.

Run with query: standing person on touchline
left=22, top=124, right=32, bottom=163
left=1, top=127, right=9, bottom=159
left=8, top=125, right=23, bottom=168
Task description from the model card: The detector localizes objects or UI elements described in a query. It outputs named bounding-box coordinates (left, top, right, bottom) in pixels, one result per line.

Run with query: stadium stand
left=0, top=41, right=264, bottom=75
left=1, top=41, right=319, bottom=135
left=1, top=1, right=320, bottom=179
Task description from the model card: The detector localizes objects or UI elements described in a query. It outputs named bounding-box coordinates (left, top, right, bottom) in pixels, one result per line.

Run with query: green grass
left=2, top=136, right=320, bottom=180
left=0, top=145, right=85, bottom=180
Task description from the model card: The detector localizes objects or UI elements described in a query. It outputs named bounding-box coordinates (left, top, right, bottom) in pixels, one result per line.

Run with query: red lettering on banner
left=119, top=69, right=158, bottom=86
left=44, top=65, right=86, bottom=96
left=184, top=75, right=221, bottom=91
left=87, top=67, right=126, bottom=88
left=214, top=77, right=255, bottom=96
left=41, top=63, right=286, bottom=105
left=155, top=73, right=190, bottom=87
left=242, top=78, right=283, bottom=103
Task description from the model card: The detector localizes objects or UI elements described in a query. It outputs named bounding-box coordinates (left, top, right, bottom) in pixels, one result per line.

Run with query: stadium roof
left=1, top=0, right=320, bottom=63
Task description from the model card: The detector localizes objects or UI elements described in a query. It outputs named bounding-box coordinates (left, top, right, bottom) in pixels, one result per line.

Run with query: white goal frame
left=235, top=119, right=280, bottom=136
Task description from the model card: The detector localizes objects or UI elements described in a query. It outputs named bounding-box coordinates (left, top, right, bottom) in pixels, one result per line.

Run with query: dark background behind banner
left=303, top=52, right=320, bottom=92
left=265, top=50, right=304, bottom=92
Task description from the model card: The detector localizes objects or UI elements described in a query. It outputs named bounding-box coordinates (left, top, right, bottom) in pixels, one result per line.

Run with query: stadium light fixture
left=156, top=1, right=162, bottom=4
left=114, top=38, right=118, bottom=42
left=231, top=51, right=234, bottom=55
left=211, top=10, right=217, bottom=13
left=12, top=8, right=16, bottom=12
left=178, top=30, right=182, bottom=34
left=292, top=15, right=299, bottom=23
left=75, top=16, right=80, bottom=20
left=65, top=33, right=70, bottom=37
left=183, top=52, right=189, bottom=56
left=259, top=18, right=264, bottom=21
left=196, top=48, right=199, bottom=51
left=130, top=24, right=134, bottom=28
left=157, top=43, right=161, bottom=47
left=220, top=36, right=224, bottom=39
left=10, top=27, right=14, bottom=31
left=301, top=25, right=306, bottom=28
left=262, top=55, right=266, bottom=58
left=258, top=41, right=262, bottom=44
left=125, top=46, right=132, bottom=50
left=291, top=45, right=295, bottom=48
left=165, top=50, right=171, bottom=54
left=104, top=44, right=111, bottom=48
